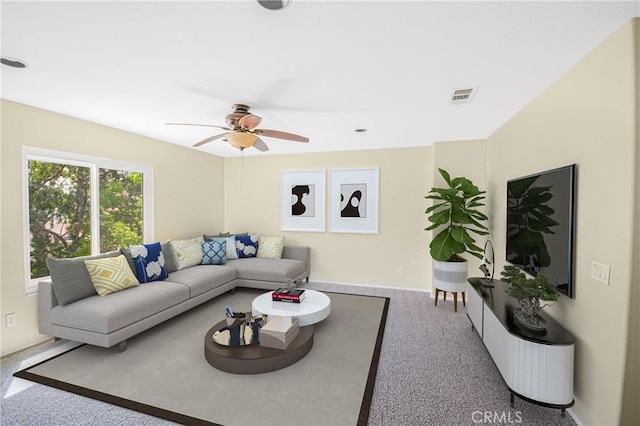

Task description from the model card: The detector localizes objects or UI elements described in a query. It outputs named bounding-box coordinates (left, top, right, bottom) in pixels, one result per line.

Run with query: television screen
left=506, top=165, right=576, bottom=298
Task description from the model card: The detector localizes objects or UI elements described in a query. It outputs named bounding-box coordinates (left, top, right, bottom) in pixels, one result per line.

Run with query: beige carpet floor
left=2, top=282, right=578, bottom=425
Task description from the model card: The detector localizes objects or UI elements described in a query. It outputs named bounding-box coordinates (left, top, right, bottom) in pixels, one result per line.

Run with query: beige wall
left=0, top=100, right=225, bottom=355
left=223, top=147, right=433, bottom=290
left=485, top=19, right=638, bottom=425
left=621, top=16, right=640, bottom=426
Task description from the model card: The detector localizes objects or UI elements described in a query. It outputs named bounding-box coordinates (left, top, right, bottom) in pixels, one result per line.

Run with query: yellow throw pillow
left=257, top=236, right=284, bottom=259
left=84, top=255, right=140, bottom=296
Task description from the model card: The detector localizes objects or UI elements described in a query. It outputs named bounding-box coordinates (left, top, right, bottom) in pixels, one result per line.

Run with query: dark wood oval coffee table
left=204, top=318, right=314, bottom=374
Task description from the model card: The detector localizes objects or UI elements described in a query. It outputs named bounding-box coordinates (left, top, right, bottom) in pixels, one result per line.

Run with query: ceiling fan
left=167, top=104, right=309, bottom=152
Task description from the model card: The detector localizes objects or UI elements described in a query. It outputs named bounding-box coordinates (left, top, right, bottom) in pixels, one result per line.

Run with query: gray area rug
left=11, top=288, right=388, bottom=426
left=1, top=282, right=578, bottom=425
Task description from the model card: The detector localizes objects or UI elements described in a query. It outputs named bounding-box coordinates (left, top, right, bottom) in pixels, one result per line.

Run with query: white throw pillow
left=257, top=236, right=284, bottom=259
left=168, top=236, right=204, bottom=270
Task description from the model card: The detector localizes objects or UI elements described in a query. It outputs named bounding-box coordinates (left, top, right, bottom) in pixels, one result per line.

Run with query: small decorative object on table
left=272, top=288, right=306, bottom=303
left=287, top=278, right=302, bottom=288
left=501, top=265, right=559, bottom=331
left=260, top=316, right=300, bottom=350
left=248, top=315, right=263, bottom=344
left=224, top=306, right=247, bottom=346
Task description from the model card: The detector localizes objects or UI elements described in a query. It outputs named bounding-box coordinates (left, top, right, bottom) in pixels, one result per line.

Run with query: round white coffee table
left=252, top=290, right=331, bottom=326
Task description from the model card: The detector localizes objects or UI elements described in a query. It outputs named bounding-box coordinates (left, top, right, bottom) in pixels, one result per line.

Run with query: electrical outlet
left=6, top=313, right=16, bottom=328
left=398, top=266, right=405, bottom=274
left=591, top=261, right=610, bottom=285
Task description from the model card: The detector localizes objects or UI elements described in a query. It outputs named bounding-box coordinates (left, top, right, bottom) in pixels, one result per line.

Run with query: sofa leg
left=306, top=277, right=309, bottom=283
left=118, top=340, right=127, bottom=352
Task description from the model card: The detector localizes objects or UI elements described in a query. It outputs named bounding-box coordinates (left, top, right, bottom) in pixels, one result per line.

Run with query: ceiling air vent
left=450, top=87, right=478, bottom=105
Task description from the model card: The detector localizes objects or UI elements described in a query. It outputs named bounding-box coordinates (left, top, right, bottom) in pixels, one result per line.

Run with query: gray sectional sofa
left=38, top=245, right=310, bottom=351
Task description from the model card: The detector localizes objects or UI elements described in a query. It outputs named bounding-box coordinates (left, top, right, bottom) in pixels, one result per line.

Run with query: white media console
left=467, top=277, right=575, bottom=416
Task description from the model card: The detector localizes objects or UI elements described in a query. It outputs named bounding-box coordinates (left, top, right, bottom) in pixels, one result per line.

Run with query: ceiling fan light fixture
left=226, top=132, right=258, bottom=149
left=257, top=0, right=290, bottom=10
left=1, top=57, right=28, bottom=68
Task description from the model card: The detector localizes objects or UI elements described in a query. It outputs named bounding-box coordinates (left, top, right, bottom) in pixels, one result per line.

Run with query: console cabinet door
left=467, top=282, right=483, bottom=338
left=510, top=339, right=575, bottom=405
left=482, top=306, right=512, bottom=386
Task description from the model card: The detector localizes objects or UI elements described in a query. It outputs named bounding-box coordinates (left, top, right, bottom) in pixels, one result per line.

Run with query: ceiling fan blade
left=193, top=132, right=229, bottom=147
left=238, top=114, right=262, bottom=130
left=166, top=122, right=231, bottom=131
left=254, top=129, right=309, bottom=143
left=253, top=137, right=269, bottom=152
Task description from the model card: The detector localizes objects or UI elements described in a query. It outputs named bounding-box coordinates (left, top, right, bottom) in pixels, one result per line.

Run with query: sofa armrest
left=38, top=280, right=58, bottom=335
left=282, top=246, right=310, bottom=281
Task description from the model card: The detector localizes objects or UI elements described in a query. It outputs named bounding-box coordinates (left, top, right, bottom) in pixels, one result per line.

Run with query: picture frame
left=281, top=170, right=326, bottom=232
left=329, top=168, right=379, bottom=234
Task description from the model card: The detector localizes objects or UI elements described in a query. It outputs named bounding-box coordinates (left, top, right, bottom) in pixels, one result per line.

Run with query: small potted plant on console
left=501, top=265, right=559, bottom=331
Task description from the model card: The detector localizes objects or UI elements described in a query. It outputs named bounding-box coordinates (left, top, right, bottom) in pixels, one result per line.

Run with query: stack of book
left=272, top=288, right=306, bottom=303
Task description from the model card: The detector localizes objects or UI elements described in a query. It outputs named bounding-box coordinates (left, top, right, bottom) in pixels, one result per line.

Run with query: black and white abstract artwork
left=281, top=170, right=325, bottom=232
left=329, top=168, right=379, bottom=234
left=291, top=184, right=315, bottom=217
left=340, top=183, right=366, bottom=218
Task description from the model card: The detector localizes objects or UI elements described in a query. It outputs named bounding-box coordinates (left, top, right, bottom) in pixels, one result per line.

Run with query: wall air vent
left=450, top=87, right=478, bottom=105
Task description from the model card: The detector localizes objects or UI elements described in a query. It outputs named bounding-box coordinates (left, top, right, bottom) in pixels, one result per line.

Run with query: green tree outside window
left=28, top=160, right=144, bottom=279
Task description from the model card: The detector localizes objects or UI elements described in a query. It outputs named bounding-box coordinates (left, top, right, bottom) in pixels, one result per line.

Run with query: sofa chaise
left=38, top=236, right=310, bottom=351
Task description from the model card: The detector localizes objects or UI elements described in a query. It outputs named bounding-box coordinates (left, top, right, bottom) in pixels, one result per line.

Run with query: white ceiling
left=2, top=1, right=639, bottom=157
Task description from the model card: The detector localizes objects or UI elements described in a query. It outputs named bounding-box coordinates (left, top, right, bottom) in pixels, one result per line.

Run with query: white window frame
left=22, top=146, right=154, bottom=294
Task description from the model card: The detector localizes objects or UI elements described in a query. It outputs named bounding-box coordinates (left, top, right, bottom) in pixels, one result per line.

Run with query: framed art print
left=329, top=168, right=379, bottom=234
left=281, top=170, right=326, bottom=232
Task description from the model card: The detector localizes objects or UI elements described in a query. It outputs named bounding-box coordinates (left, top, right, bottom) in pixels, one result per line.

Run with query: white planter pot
left=433, top=259, right=468, bottom=293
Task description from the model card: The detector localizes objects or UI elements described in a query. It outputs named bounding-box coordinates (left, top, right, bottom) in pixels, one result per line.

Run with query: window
left=23, top=147, right=153, bottom=294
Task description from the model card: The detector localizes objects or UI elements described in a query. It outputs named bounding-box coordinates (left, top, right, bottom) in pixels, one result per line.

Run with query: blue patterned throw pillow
left=202, top=240, right=226, bottom=265
left=129, top=242, right=169, bottom=283
left=235, top=234, right=259, bottom=258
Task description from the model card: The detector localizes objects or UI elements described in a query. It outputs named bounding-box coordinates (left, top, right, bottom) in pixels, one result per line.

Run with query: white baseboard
left=307, top=279, right=432, bottom=295
left=567, top=408, right=583, bottom=426
left=1, top=336, right=54, bottom=358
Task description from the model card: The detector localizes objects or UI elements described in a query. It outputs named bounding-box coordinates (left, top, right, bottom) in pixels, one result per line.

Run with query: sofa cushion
left=129, top=242, right=169, bottom=283
left=257, top=236, right=284, bottom=259
left=235, top=234, right=259, bottom=258
left=226, top=258, right=306, bottom=283
left=166, top=265, right=237, bottom=297
left=50, top=281, right=190, bottom=334
left=84, top=255, right=140, bottom=296
left=202, top=240, right=226, bottom=265
left=46, top=250, right=122, bottom=305
left=168, top=236, right=204, bottom=270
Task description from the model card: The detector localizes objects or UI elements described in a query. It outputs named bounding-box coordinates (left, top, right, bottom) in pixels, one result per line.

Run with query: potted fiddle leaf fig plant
left=501, top=265, right=559, bottom=330
left=425, top=169, right=489, bottom=301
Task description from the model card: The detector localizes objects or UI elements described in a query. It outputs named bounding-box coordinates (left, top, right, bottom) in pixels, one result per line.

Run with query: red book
left=272, top=288, right=306, bottom=302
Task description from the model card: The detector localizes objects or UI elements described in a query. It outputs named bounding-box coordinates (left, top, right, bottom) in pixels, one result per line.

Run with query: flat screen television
left=506, top=164, right=576, bottom=298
